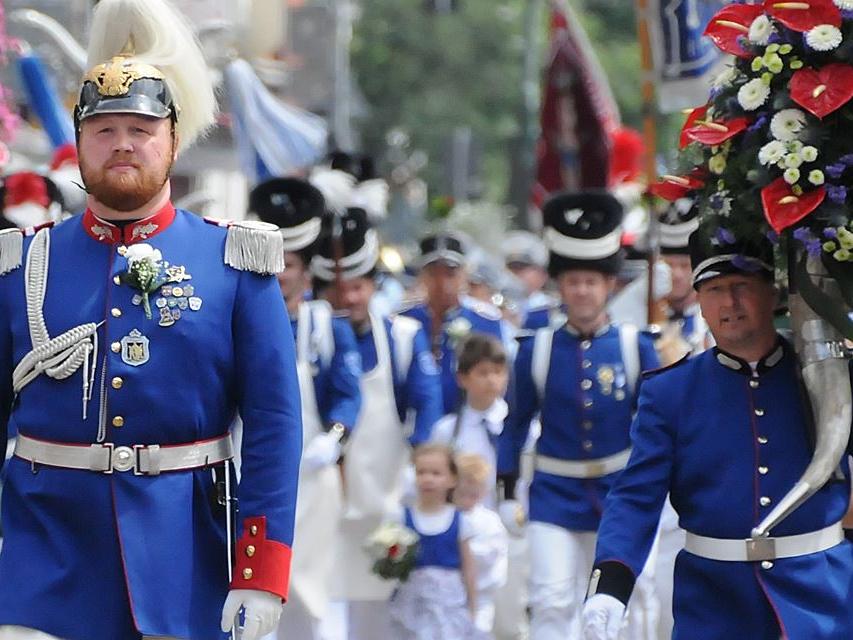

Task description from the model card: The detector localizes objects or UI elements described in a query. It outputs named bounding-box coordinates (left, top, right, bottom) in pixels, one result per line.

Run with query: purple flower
left=731, top=255, right=762, bottom=272
left=826, top=163, right=846, bottom=179
left=766, top=229, right=780, bottom=245
left=823, top=227, right=838, bottom=239
left=843, top=10, right=853, bottom=20
left=827, top=184, right=849, bottom=204
left=806, top=239, right=822, bottom=258
left=793, top=227, right=813, bottom=242
left=748, top=114, right=768, bottom=132
left=840, top=154, right=853, bottom=167
left=716, top=227, right=736, bottom=245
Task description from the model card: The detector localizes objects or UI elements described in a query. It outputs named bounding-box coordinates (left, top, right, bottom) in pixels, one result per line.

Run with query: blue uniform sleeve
left=402, top=326, right=443, bottom=447
left=591, top=377, right=674, bottom=601
left=636, top=333, right=661, bottom=399
left=323, top=318, right=362, bottom=431
left=231, top=269, right=302, bottom=598
left=0, top=277, right=12, bottom=458
left=497, top=337, right=538, bottom=478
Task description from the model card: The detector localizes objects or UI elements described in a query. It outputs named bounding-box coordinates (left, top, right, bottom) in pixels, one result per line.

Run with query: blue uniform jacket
left=498, top=322, right=659, bottom=531
left=522, top=301, right=566, bottom=331
left=400, top=300, right=505, bottom=415
left=355, top=317, right=442, bottom=446
left=594, top=340, right=853, bottom=639
left=289, top=308, right=361, bottom=430
left=0, top=207, right=302, bottom=639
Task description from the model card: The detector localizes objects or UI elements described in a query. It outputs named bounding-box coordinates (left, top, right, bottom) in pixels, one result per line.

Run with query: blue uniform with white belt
left=498, top=322, right=659, bottom=530
left=592, top=339, right=853, bottom=639
left=355, top=318, right=442, bottom=446
left=0, top=206, right=302, bottom=639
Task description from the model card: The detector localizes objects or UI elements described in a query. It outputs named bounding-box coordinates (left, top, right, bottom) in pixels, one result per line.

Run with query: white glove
left=301, top=432, right=342, bottom=472
left=221, top=589, right=282, bottom=640
left=582, top=593, right=626, bottom=640
left=498, top=499, right=526, bottom=537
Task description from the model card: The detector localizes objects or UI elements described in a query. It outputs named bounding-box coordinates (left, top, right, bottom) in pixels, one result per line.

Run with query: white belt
left=684, top=522, right=844, bottom=562
left=534, top=448, right=631, bottom=479
left=14, top=433, right=233, bottom=476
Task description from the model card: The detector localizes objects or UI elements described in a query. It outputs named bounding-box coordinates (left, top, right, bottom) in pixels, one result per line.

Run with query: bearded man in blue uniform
left=0, top=1, right=302, bottom=639
left=497, top=191, right=660, bottom=640
left=583, top=230, right=853, bottom=640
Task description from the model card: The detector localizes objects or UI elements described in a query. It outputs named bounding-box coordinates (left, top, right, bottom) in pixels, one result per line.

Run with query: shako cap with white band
left=659, top=198, right=700, bottom=255
left=310, top=207, right=380, bottom=284
left=688, top=224, right=775, bottom=290
left=248, top=177, right=326, bottom=257
left=542, top=190, right=624, bottom=277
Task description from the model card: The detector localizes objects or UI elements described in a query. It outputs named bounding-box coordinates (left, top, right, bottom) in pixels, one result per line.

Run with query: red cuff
left=231, top=516, right=292, bottom=600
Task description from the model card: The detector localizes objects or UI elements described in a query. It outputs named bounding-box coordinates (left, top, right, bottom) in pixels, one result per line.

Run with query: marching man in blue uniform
left=583, top=230, right=853, bottom=639
left=248, top=177, right=362, bottom=640
left=310, top=207, right=443, bottom=639
left=497, top=191, right=660, bottom=640
left=401, top=233, right=507, bottom=415
left=0, top=1, right=302, bottom=639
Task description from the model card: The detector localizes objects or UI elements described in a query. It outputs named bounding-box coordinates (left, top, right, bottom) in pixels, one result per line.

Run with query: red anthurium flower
left=679, top=105, right=708, bottom=149
left=789, top=64, right=853, bottom=119
left=763, top=0, right=841, bottom=32
left=761, top=177, right=826, bottom=233
left=704, top=4, right=765, bottom=57
left=684, top=117, right=749, bottom=146
left=650, top=174, right=705, bottom=202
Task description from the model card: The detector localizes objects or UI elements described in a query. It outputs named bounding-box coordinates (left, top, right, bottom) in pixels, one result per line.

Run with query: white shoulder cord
left=11, top=228, right=100, bottom=420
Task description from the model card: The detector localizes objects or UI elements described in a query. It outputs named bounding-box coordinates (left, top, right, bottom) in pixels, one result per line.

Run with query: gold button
left=582, top=359, right=592, bottom=369
left=582, top=420, right=593, bottom=430
left=583, top=440, right=593, bottom=451
left=754, top=408, right=765, bottom=417
left=758, top=436, right=768, bottom=444
left=111, top=377, right=124, bottom=390
left=113, top=275, right=121, bottom=285
left=761, top=561, right=773, bottom=570
left=117, top=246, right=128, bottom=256
left=760, top=496, right=771, bottom=506
left=749, top=379, right=759, bottom=389
left=243, top=568, right=254, bottom=580
left=111, top=342, right=121, bottom=353
left=758, top=466, right=768, bottom=475
left=246, top=545, right=256, bottom=558
left=250, top=525, right=258, bottom=536
left=112, top=416, right=125, bottom=428
left=111, top=308, right=122, bottom=318
left=581, top=380, right=593, bottom=391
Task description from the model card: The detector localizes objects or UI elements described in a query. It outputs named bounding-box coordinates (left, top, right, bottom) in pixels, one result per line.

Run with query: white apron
left=332, top=313, right=410, bottom=601
left=289, top=303, right=344, bottom=619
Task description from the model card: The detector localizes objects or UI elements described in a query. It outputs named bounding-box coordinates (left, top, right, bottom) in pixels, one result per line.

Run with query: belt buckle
left=109, top=445, right=136, bottom=473
left=746, top=536, right=776, bottom=562
left=586, top=462, right=606, bottom=477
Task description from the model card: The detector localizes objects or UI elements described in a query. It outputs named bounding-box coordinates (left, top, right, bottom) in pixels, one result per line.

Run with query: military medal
left=166, top=265, right=192, bottom=283
left=597, top=366, right=615, bottom=396
left=159, top=307, right=175, bottom=327
left=120, top=329, right=150, bottom=366
left=131, top=294, right=143, bottom=306
left=188, top=296, right=202, bottom=311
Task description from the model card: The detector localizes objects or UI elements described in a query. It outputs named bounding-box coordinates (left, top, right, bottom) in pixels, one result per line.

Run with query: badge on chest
left=121, top=329, right=150, bottom=366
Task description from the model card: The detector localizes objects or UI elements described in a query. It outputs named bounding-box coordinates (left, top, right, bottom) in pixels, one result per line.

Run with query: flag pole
left=634, top=0, right=662, bottom=327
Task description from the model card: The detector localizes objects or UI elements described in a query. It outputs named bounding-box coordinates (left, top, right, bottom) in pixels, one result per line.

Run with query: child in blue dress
left=389, top=443, right=485, bottom=639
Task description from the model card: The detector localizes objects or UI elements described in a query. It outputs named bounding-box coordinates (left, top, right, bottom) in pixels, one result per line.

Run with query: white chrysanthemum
left=758, top=141, right=786, bottom=166
left=806, top=24, right=843, bottom=51
left=711, top=66, right=739, bottom=89
left=125, top=243, right=162, bottom=266
left=784, top=168, right=801, bottom=185
left=833, top=0, right=853, bottom=10
left=809, top=170, right=825, bottom=186
left=748, top=15, right=775, bottom=45
left=770, top=109, right=807, bottom=141
left=784, top=153, right=803, bottom=169
left=801, top=146, right=819, bottom=162
left=738, top=78, right=771, bottom=111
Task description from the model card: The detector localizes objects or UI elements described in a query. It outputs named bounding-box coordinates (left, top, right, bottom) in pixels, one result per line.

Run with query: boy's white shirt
left=430, top=398, right=508, bottom=506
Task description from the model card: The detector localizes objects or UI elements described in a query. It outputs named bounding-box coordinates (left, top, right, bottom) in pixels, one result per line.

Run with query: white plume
left=308, top=167, right=356, bottom=214
left=86, top=0, right=217, bottom=151
left=351, top=179, right=389, bottom=221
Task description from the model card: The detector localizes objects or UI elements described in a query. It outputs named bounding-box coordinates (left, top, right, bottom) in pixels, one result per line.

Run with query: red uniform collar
left=83, top=201, right=176, bottom=244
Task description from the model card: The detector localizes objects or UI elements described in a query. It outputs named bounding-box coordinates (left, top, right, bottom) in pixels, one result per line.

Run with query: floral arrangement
left=120, top=244, right=167, bottom=319
left=364, top=521, right=420, bottom=582
left=651, top=0, right=853, bottom=334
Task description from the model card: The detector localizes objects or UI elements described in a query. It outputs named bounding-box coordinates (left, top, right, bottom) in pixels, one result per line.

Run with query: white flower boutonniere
left=446, top=316, right=472, bottom=344
left=120, top=244, right=167, bottom=319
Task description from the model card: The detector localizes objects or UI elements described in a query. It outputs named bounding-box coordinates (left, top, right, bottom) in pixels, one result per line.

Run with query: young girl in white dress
left=389, top=444, right=485, bottom=640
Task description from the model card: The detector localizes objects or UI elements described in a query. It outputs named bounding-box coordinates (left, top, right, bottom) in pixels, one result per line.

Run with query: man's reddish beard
left=80, top=152, right=172, bottom=212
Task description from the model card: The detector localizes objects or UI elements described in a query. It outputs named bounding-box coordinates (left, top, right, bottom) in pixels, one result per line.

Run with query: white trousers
left=527, top=522, right=659, bottom=640
left=0, top=628, right=177, bottom=640
left=492, top=535, right=530, bottom=640
left=265, top=598, right=321, bottom=640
